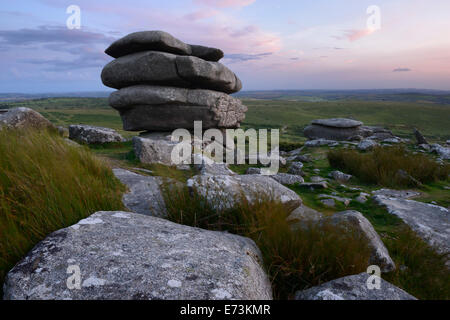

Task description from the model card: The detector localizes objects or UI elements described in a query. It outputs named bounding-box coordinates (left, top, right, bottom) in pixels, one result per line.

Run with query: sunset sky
left=1, top=0, right=449, bottom=92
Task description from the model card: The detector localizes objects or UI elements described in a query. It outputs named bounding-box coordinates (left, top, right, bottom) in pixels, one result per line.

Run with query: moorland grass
left=0, top=129, right=125, bottom=292
left=327, top=146, right=450, bottom=188
left=162, top=184, right=372, bottom=299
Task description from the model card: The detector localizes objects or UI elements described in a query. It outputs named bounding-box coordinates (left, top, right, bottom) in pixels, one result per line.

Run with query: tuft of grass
left=163, top=184, right=372, bottom=299
left=383, top=226, right=450, bottom=300
left=327, top=146, right=450, bottom=188
left=0, top=129, right=125, bottom=292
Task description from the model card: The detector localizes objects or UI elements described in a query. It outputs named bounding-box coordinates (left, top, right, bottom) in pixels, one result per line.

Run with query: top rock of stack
left=105, top=30, right=224, bottom=62
left=311, top=118, right=363, bottom=128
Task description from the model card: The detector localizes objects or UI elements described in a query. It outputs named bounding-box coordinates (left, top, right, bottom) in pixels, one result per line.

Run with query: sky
left=0, top=0, right=449, bottom=93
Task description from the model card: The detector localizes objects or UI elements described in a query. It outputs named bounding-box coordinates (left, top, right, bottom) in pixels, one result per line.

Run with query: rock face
left=328, top=211, right=395, bottom=272
left=109, top=85, right=247, bottom=131
left=413, top=128, right=428, bottom=145
left=112, top=168, right=168, bottom=217
left=187, top=174, right=302, bottom=211
left=69, top=125, right=124, bottom=144
left=105, top=31, right=223, bottom=62
left=0, top=107, right=54, bottom=130
left=373, top=196, right=449, bottom=258
left=3, top=211, right=272, bottom=300
left=101, top=51, right=241, bottom=93
left=294, top=273, right=416, bottom=300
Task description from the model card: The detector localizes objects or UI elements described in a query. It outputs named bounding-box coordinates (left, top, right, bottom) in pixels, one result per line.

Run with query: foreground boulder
left=328, top=211, right=395, bottom=272
left=295, top=273, right=416, bottom=300
left=112, top=168, right=171, bottom=217
left=187, top=174, right=302, bottom=211
left=69, top=125, right=124, bottom=144
left=101, top=51, right=241, bottom=93
left=0, top=107, right=54, bottom=130
left=109, top=85, right=247, bottom=131
left=373, top=196, right=449, bottom=259
left=4, top=211, right=272, bottom=300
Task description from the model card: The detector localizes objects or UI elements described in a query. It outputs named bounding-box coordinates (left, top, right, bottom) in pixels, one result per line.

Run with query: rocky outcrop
left=430, top=144, right=450, bottom=160
left=69, top=125, right=124, bottom=144
left=187, top=174, right=302, bottom=211
left=109, top=85, right=247, bottom=131
left=295, top=273, right=416, bottom=300
left=357, top=139, right=378, bottom=151
left=373, top=196, right=449, bottom=259
left=112, top=168, right=169, bottom=217
left=3, top=211, right=272, bottom=300
left=329, top=170, right=352, bottom=182
left=0, top=107, right=54, bottom=130
left=304, top=118, right=364, bottom=141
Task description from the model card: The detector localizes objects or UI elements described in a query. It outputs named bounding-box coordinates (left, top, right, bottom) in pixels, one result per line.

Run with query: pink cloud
left=195, top=0, right=256, bottom=8
left=343, top=28, right=375, bottom=42
left=183, top=9, right=219, bottom=21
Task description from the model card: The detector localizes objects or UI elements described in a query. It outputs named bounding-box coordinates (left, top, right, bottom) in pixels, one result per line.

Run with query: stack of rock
left=101, top=31, right=247, bottom=165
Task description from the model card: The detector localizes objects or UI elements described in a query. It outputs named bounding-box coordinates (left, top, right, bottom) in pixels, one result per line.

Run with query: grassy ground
left=0, top=129, right=125, bottom=295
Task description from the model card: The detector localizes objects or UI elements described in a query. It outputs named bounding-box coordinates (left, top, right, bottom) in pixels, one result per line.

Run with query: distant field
left=2, top=97, right=449, bottom=142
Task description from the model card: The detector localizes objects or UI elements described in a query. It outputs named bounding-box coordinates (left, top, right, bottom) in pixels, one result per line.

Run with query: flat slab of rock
left=373, top=196, right=449, bottom=257
left=270, top=173, right=304, bottom=185
left=0, top=107, right=54, bottom=130
left=328, top=211, right=395, bottom=272
left=112, top=168, right=168, bottom=217
left=295, top=273, right=416, bottom=300
left=105, top=31, right=224, bottom=62
left=109, top=85, right=247, bottom=131
left=69, top=125, right=124, bottom=144
left=101, top=51, right=241, bottom=93
left=3, top=211, right=272, bottom=300
left=304, top=139, right=339, bottom=147
left=187, top=174, right=302, bottom=211
left=372, top=189, right=420, bottom=199
left=311, top=118, right=363, bottom=128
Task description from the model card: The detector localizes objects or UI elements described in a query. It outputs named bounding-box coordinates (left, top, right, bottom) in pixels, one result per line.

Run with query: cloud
left=341, top=28, right=375, bottom=42
left=393, top=68, right=412, bottom=72
left=0, top=25, right=115, bottom=48
left=183, top=9, right=219, bottom=21
left=195, top=0, right=256, bottom=8
left=223, top=52, right=272, bottom=62
left=229, top=25, right=258, bottom=37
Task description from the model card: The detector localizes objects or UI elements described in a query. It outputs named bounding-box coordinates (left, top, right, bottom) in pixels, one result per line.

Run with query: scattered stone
left=310, top=176, right=327, bottom=183
left=176, top=164, right=191, bottom=171
left=3, top=211, right=272, bottom=300
left=113, top=168, right=170, bottom=217
left=0, top=107, right=54, bottom=130
left=383, top=138, right=401, bottom=144
left=69, top=125, right=124, bottom=144
left=287, top=205, right=323, bottom=230
left=320, top=198, right=335, bottom=207
left=288, top=161, right=305, bottom=176
left=246, top=167, right=262, bottom=175
left=357, top=139, right=378, bottom=151
left=294, top=273, right=416, bottom=300
left=372, top=189, right=420, bottom=199
left=418, top=144, right=431, bottom=151
left=298, top=182, right=328, bottom=190
left=187, top=174, right=302, bottom=211
left=329, top=170, right=352, bottom=182
left=355, top=192, right=369, bottom=204
left=373, top=195, right=449, bottom=259
left=328, top=211, right=395, bottom=272
left=413, top=128, right=428, bottom=145
left=57, top=126, right=69, bottom=137
left=270, top=173, right=304, bottom=185
left=133, top=132, right=182, bottom=166
left=109, top=85, right=247, bottom=131
left=318, top=194, right=351, bottom=206
left=304, top=139, right=338, bottom=147
left=430, top=144, right=450, bottom=160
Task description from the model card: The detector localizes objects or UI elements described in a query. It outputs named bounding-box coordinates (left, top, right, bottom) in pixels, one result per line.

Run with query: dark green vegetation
left=163, top=185, right=372, bottom=299
left=0, top=129, right=125, bottom=292
left=328, top=146, right=450, bottom=188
